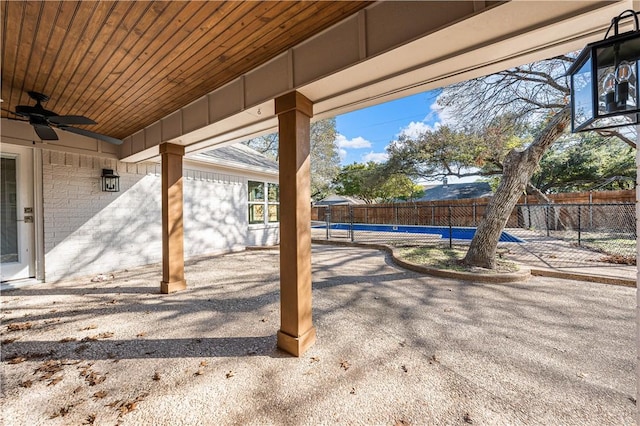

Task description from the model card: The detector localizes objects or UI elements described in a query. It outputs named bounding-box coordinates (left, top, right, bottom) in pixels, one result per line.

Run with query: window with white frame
left=248, top=181, right=279, bottom=225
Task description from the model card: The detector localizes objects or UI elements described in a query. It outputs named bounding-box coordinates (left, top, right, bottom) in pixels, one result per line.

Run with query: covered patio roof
left=2, top=1, right=635, bottom=161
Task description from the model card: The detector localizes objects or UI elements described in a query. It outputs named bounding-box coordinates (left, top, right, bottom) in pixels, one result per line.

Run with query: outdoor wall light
left=101, top=168, right=120, bottom=192
left=568, top=9, right=640, bottom=132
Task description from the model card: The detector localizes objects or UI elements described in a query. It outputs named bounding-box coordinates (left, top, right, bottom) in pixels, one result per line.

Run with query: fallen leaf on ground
left=225, top=370, right=235, bottom=378
left=152, top=372, right=161, bottom=381
left=19, top=380, right=33, bottom=388
left=114, top=393, right=149, bottom=417
left=83, top=414, right=96, bottom=425
left=310, top=356, right=320, bottom=363
left=199, top=360, right=209, bottom=367
left=81, top=325, right=97, bottom=331
left=401, top=365, right=408, bottom=373
left=428, top=355, right=439, bottom=364
left=47, top=376, right=63, bottom=386
left=96, top=332, right=114, bottom=339
left=7, top=322, right=32, bottom=332
left=60, top=337, right=77, bottom=343
left=85, top=371, right=107, bottom=386
left=82, top=332, right=114, bottom=342
left=8, top=356, right=27, bottom=364
left=194, top=369, right=203, bottom=376
left=2, top=337, right=19, bottom=344
left=118, top=401, right=137, bottom=416
left=350, top=387, right=356, bottom=394
left=340, top=360, right=350, bottom=371
left=106, top=400, right=122, bottom=408
left=93, top=390, right=108, bottom=399
left=75, top=344, right=90, bottom=353
left=50, top=405, right=73, bottom=419
left=35, top=360, right=63, bottom=379
left=463, top=412, right=473, bottom=423
left=136, top=332, right=147, bottom=338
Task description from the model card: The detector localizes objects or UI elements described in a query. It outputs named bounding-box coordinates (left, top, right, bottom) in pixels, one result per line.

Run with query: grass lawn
left=395, top=245, right=520, bottom=273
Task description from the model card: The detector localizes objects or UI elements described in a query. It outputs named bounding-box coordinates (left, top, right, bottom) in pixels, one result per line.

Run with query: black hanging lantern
left=568, top=9, right=640, bottom=132
left=101, top=168, right=120, bottom=192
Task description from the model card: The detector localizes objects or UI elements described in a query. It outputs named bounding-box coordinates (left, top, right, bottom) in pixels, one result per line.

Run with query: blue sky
left=335, top=90, right=441, bottom=165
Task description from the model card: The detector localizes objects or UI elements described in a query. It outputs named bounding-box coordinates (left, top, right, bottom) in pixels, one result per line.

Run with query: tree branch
left=595, top=129, right=637, bottom=149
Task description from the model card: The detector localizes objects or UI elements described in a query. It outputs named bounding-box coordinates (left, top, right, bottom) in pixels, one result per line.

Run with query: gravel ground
left=0, top=245, right=636, bottom=425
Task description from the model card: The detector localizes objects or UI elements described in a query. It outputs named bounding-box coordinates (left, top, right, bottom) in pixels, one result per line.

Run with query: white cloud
left=430, top=94, right=457, bottom=127
left=396, top=120, right=441, bottom=140
left=335, top=134, right=372, bottom=149
left=362, top=151, right=389, bottom=163
left=338, top=148, right=348, bottom=161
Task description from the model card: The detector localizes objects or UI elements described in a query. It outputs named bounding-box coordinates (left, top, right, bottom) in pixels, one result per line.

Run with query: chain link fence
left=311, top=202, right=636, bottom=264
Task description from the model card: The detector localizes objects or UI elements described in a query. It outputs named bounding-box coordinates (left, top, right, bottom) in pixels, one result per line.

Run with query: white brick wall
left=42, top=151, right=261, bottom=282
left=183, top=175, right=246, bottom=257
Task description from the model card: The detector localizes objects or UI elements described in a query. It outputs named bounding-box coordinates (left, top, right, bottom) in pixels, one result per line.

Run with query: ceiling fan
left=5, top=91, right=122, bottom=145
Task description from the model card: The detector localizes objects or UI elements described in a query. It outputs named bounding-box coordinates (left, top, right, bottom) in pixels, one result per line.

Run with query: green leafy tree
left=333, top=162, right=422, bottom=203
left=378, top=174, right=424, bottom=203
left=243, top=118, right=341, bottom=201
left=386, top=115, right=527, bottom=182
left=531, top=132, right=635, bottom=193
left=332, top=162, right=381, bottom=203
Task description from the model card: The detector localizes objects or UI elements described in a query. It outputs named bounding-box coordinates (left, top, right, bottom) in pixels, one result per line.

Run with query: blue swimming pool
left=312, top=223, right=524, bottom=243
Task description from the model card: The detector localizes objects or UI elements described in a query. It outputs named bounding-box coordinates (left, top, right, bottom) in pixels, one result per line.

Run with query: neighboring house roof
left=315, top=195, right=366, bottom=205
left=195, top=144, right=279, bottom=175
left=416, top=182, right=493, bottom=201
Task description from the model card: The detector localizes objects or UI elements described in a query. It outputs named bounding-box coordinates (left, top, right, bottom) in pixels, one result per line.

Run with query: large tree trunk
left=463, top=106, right=570, bottom=268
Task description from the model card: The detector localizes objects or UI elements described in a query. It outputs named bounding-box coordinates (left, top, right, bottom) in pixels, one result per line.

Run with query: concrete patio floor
left=0, top=245, right=636, bottom=425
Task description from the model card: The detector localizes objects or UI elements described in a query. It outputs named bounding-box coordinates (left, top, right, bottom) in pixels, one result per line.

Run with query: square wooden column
left=275, top=91, right=316, bottom=356
left=160, top=143, right=187, bottom=294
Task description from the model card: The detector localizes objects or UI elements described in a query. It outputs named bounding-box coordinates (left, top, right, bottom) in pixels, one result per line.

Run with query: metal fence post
left=448, top=205, right=453, bottom=248
left=325, top=208, right=330, bottom=240
left=472, top=202, right=476, bottom=226
left=545, top=205, right=550, bottom=236
left=349, top=205, right=354, bottom=242
left=589, top=191, right=593, bottom=229
left=577, top=205, right=581, bottom=246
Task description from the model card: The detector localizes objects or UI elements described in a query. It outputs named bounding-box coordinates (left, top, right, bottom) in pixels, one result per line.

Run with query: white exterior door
left=1, top=145, right=35, bottom=282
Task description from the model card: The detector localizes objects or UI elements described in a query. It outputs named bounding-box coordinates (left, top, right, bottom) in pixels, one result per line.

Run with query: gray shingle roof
left=315, top=195, right=366, bottom=205
left=198, top=144, right=278, bottom=173
left=416, top=182, right=493, bottom=201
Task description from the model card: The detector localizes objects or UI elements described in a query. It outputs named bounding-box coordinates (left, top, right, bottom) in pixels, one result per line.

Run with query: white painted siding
left=183, top=174, right=246, bottom=257
left=42, top=150, right=269, bottom=282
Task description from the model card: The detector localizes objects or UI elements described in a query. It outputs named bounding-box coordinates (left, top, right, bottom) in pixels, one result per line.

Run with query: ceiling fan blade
left=33, top=124, right=58, bottom=140
left=58, top=126, right=123, bottom=145
left=49, top=115, right=96, bottom=125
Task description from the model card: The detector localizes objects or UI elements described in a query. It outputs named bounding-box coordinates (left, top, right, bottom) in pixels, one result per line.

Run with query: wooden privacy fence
left=311, top=189, right=635, bottom=226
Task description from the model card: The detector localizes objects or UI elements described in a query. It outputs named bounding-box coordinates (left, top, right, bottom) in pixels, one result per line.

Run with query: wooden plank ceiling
left=1, top=1, right=370, bottom=141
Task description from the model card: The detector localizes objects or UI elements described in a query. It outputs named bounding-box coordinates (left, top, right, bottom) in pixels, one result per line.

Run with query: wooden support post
left=160, top=143, right=187, bottom=294
left=275, top=91, right=316, bottom=357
